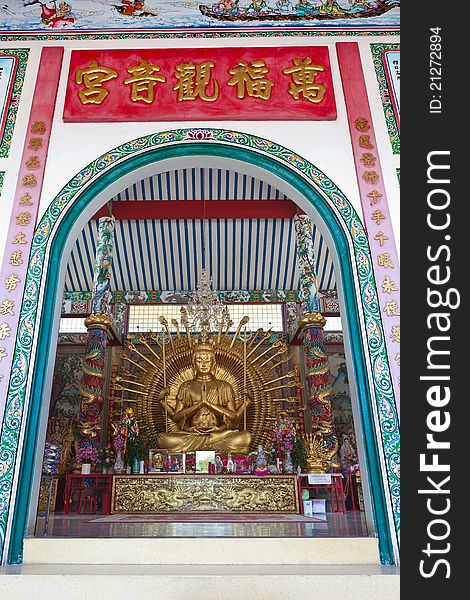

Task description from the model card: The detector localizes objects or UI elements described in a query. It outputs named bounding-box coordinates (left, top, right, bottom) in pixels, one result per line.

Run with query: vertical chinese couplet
left=77, top=216, right=115, bottom=452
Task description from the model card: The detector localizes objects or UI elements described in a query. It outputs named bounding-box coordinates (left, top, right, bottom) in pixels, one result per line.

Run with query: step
left=24, top=536, right=380, bottom=565
left=0, top=564, right=400, bottom=600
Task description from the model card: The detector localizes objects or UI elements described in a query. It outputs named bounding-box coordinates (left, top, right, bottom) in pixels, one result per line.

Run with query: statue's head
left=192, top=343, right=216, bottom=377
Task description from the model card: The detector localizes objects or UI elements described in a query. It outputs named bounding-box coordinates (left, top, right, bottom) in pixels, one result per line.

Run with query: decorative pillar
left=77, top=216, right=115, bottom=451
left=293, top=214, right=321, bottom=313
left=299, top=313, right=338, bottom=466
left=294, top=214, right=338, bottom=470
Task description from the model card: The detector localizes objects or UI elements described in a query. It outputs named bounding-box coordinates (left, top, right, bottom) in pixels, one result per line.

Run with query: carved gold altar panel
left=38, top=477, right=58, bottom=512
left=111, top=475, right=298, bottom=514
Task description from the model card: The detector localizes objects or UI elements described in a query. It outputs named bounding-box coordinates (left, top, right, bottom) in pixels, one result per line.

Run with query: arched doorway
left=1, top=128, right=400, bottom=565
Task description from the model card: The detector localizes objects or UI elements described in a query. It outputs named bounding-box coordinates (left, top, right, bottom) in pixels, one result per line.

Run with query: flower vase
left=139, top=460, right=145, bottom=474
left=114, top=450, right=124, bottom=474
left=283, top=451, right=294, bottom=474
left=132, top=458, right=139, bottom=474
left=81, top=463, right=91, bottom=475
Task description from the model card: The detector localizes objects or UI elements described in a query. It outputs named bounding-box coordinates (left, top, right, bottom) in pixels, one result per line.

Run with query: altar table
left=297, top=473, right=346, bottom=514
left=111, top=474, right=299, bottom=514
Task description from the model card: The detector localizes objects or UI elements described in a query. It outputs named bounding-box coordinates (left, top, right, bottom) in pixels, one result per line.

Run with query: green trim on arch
left=0, top=129, right=399, bottom=566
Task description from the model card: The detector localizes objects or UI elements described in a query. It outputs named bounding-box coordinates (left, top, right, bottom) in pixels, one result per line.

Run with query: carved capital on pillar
left=84, top=312, right=112, bottom=331
left=299, top=312, right=326, bottom=330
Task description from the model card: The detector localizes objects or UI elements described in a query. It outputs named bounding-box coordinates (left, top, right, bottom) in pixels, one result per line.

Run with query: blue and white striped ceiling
left=112, top=167, right=289, bottom=202
left=65, top=168, right=336, bottom=293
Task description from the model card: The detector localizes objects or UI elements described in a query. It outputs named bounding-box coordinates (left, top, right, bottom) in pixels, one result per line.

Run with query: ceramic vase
left=81, top=463, right=91, bottom=475
left=114, top=450, right=124, bottom=474
left=283, top=451, right=294, bottom=474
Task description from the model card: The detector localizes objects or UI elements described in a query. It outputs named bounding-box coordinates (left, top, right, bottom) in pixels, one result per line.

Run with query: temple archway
left=1, top=129, right=399, bottom=565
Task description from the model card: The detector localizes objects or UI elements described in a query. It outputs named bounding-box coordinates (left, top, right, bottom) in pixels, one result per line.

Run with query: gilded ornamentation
left=12, top=232, right=27, bottom=244
left=362, top=170, right=379, bottom=184
left=118, top=316, right=294, bottom=453
left=4, top=274, right=20, bottom=292
left=75, top=61, right=119, bottom=105
left=112, top=475, right=298, bottom=513
left=16, top=212, right=32, bottom=226
left=374, top=232, right=389, bottom=247
left=38, top=477, right=58, bottom=512
left=354, top=117, right=370, bottom=131
left=377, top=253, right=394, bottom=268
left=124, top=60, right=166, bottom=104
left=360, top=153, right=376, bottom=167
left=157, top=341, right=252, bottom=452
left=390, top=325, right=400, bottom=343
left=28, top=138, right=43, bottom=151
left=358, top=135, right=374, bottom=149
left=9, top=251, right=23, bottom=266
left=46, top=416, right=75, bottom=478
left=282, top=58, right=326, bottom=103
left=84, top=312, right=112, bottom=330
left=383, top=300, right=400, bottom=317
left=0, top=300, right=14, bottom=316
left=303, top=433, right=339, bottom=474
left=173, top=61, right=219, bottom=102
left=0, top=323, right=11, bottom=340
left=25, top=156, right=40, bottom=170
left=22, top=175, right=37, bottom=187
left=299, top=312, right=326, bottom=330
left=371, top=209, right=386, bottom=224
left=382, top=276, right=398, bottom=294
left=367, top=190, right=382, bottom=205
left=30, top=121, right=46, bottom=134
left=227, top=60, right=273, bottom=100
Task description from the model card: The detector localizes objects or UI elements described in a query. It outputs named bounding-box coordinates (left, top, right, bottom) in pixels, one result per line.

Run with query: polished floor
left=35, top=510, right=369, bottom=538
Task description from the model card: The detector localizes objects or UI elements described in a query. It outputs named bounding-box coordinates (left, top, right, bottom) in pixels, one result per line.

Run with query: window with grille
left=323, top=316, right=342, bottom=332
left=59, top=317, right=88, bottom=333
left=127, top=304, right=285, bottom=334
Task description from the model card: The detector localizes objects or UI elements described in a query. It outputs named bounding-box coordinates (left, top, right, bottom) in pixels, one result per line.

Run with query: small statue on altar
left=157, top=342, right=252, bottom=452
left=214, top=454, right=224, bottom=474
left=255, top=444, right=270, bottom=475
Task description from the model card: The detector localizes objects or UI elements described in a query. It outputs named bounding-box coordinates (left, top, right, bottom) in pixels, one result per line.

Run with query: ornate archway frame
left=0, top=128, right=400, bottom=565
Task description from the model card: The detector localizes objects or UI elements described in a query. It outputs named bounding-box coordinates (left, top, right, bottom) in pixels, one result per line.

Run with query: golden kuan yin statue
left=157, top=340, right=252, bottom=452
left=114, top=310, right=298, bottom=453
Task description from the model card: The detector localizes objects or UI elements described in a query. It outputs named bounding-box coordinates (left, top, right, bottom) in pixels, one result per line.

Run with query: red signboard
left=64, top=47, right=336, bottom=122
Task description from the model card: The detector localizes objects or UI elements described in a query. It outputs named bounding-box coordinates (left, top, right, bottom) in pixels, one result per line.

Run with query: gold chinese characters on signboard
left=75, top=58, right=327, bottom=106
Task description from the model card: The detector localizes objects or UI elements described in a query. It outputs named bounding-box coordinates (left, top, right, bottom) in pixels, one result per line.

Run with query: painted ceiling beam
left=92, top=199, right=304, bottom=221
